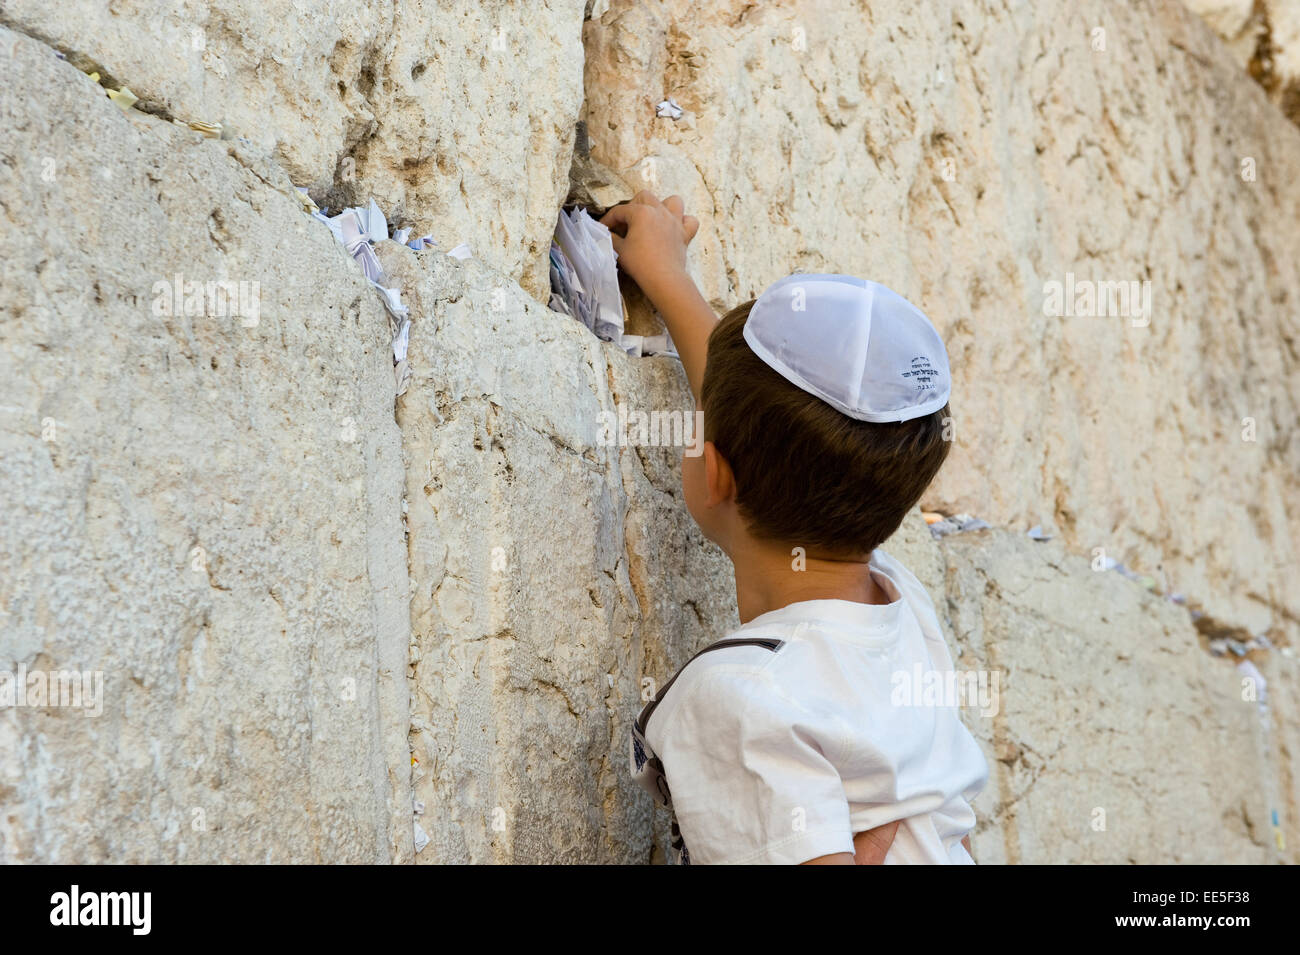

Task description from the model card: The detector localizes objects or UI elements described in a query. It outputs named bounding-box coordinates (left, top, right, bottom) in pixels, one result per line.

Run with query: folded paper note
left=106, top=87, right=138, bottom=111
left=655, top=98, right=684, bottom=120
left=315, top=198, right=413, bottom=394
left=393, top=227, right=436, bottom=251
left=548, top=208, right=675, bottom=358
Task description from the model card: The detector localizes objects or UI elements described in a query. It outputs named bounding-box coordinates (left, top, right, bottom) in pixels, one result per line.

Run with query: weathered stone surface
left=2, top=0, right=1296, bottom=867
left=1185, top=0, right=1300, bottom=124
left=582, top=0, right=1300, bottom=647
left=382, top=243, right=734, bottom=862
left=567, top=121, right=636, bottom=214
left=0, top=27, right=411, bottom=862
left=0, top=0, right=587, bottom=298
left=1255, top=650, right=1300, bottom=857
left=942, top=528, right=1278, bottom=864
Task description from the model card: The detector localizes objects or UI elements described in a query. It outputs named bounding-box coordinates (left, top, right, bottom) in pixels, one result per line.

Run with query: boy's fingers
left=609, top=232, right=624, bottom=255
left=663, top=195, right=685, bottom=218
left=852, top=820, right=900, bottom=865
left=683, top=215, right=700, bottom=242
left=599, top=203, right=636, bottom=234
left=632, top=189, right=661, bottom=207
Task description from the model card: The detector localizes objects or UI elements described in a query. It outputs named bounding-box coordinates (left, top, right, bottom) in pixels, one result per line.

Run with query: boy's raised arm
left=600, top=192, right=715, bottom=404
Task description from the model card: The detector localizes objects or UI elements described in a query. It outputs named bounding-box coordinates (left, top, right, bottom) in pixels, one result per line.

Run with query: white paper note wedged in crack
left=549, top=208, right=676, bottom=358
left=315, top=199, right=413, bottom=394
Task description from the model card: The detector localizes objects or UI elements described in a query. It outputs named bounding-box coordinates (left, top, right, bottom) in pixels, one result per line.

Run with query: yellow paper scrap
left=188, top=120, right=222, bottom=139
left=106, top=86, right=138, bottom=111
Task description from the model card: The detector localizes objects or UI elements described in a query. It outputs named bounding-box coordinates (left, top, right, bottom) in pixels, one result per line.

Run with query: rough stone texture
left=381, top=244, right=735, bottom=862
left=0, top=0, right=587, bottom=298
left=1, top=0, right=1296, bottom=866
left=939, top=529, right=1282, bottom=864
left=0, top=27, right=411, bottom=862
left=1185, top=0, right=1300, bottom=124
left=1255, top=650, right=1300, bottom=857
left=582, top=0, right=1300, bottom=646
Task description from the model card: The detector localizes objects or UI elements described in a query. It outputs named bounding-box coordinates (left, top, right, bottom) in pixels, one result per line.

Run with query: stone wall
left=0, top=27, right=411, bottom=862
left=0, top=0, right=587, bottom=298
left=582, top=0, right=1300, bottom=645
left=0, top=0, right=1295, bottom=863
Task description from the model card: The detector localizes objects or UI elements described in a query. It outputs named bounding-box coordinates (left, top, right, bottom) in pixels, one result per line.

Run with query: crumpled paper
left=187, top=120, right=223, bottom=139
left=655, top=97, right=684, bottom=120
left=393, top=227, right=436, bottom=251
left=82, top=67, right=139, bottom=114
left=315, top=198, right=413, bottom=395
left=413, top=822, right=430, bottom=853
left=106, top=86, right=138, bottom=111
left=925, top=512, right=990, bottom=539
left=293, top=187, right=319, bottom=215
left=549, top=208, right=676, bottom=358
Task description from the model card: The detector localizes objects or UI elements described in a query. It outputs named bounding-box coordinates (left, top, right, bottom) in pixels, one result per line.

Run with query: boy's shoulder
left=639, top=548, right=949, bottom=743
left=869, top=547, right=941, bottom=615
left=638, top=632, right=791, bottom=746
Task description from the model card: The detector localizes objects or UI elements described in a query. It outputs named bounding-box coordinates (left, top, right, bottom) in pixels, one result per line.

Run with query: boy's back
left=603, top=192, right=989, bottom=863
left=634, top=549, right=987, bottom=865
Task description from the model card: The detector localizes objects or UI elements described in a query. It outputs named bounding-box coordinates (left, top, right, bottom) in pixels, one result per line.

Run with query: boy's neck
left=730, top=538, right=892, bottom=625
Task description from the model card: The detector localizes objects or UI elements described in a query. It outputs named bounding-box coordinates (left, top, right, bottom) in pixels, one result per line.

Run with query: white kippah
left=742, top=274, right=950, bottom=423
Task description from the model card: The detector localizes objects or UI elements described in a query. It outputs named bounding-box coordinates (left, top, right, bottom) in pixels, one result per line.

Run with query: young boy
left=602, top=192, right=989, bottom=865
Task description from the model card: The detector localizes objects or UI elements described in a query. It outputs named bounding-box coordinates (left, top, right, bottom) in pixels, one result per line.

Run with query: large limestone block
left=582, top=0, right=1300, bottom=647
left=941, top=529, right=1273, bottom=864
left=0, top=28, right=411, bottom=862
left=386, top=247, right=734, bottom=863
left=0, top=0, right=588, bottom=297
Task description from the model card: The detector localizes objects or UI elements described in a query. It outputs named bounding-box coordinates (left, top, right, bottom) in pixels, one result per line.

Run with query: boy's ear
left=703, top=441, right=735, bottom=508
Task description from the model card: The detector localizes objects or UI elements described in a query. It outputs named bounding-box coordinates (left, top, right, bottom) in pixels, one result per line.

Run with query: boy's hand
left=600, top=191, right=715, bottom=403
left=801, top=821, right=901, bottom=865
left=854, top=821, right=901, bottom=864
left=600, top=191, right=699, bottom=302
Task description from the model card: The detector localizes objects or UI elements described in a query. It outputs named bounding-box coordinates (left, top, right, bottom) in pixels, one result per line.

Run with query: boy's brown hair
left=700, top=299, right=951, bottom=556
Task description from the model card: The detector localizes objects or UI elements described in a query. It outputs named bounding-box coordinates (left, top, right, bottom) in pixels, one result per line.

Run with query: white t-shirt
left=629, top=549, right=989, bottom=865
